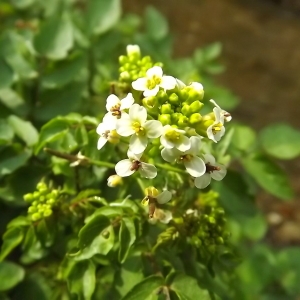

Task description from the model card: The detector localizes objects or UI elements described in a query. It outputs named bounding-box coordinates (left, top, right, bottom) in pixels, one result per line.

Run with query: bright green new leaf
left=8, top=115, right=38, bottom=146
left=0, top=119, right=14, bottom=143
left=78, top=215, right=111, bottom=248
left=0, top=58, right=14, bottom=89
left=118, top=218, right=136, bottom=263
left=231, top=124, right=256, bottom=151
left=34, top=13, right=73, bottom=59
left=86, top=0, right=121, bottom=35
left=0, top=261, right=25, bottom=291
left=145, top=6, right=169, bottom=41
left=0, top=227, right=24, bottom=262
left=260, top=123, right=300, bottom=160
left=242, top=153, right=294, bottom=200
left=170, top=273, right=211, bottom=300
left=122, top=275, right=165, bottom=300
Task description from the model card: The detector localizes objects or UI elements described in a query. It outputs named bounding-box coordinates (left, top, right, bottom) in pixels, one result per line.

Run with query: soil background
left=124, top=0, right=300, bottom=245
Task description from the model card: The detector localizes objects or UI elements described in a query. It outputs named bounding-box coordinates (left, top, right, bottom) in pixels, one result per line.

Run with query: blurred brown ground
left=124, top=0, right=300, bottom=245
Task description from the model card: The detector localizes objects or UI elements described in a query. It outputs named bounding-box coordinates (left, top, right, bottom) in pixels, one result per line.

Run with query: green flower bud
left=190, top=100, right=203, bottom=113
left=32, top=201, right=38, bottom=207
left=171, top=112, right=181, bottom=123
left=189, top=113, right=202, bottom=124
left=178, top=116, right=189, bottom=128
left=28, top=206, right=37, bottom=213
left=33, top=191, right=40, bottom=200
left=47, top=198, right=56, bottom=205
left=119, top=55, right=128, bottom=65
left=141, top=56, right=151, bottom=64
left=43, top=209, right=53, bottom=217
left=24, top=193, right=33, bottom=202
left=181, top=104, right=190, bottom=116
left=37, top=182, right=47, bottom=191
left=161, top=103, right=173, bottom=114
left=39, top=196, right=46, bottom=202
left=158, top=114, right=171, bottom=125
left=169, top=93, right=179, bottom=105
left=31, top=212, right=42, bottom=222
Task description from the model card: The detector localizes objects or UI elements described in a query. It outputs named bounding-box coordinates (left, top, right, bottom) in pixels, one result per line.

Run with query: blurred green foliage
left=0, top=0, right=300, bottom=299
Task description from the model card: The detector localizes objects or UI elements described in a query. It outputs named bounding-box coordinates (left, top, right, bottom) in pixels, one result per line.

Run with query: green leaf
left=260, top=123, right=300, bottom=160
left=145, top=6, right=169, bottom=41
left=231, top=124, right=256, bottom=151
left=42, top=54, right=86, bottom=88
left=78, top=215, right=110, bottom=248
left=68, top=260, right=96, bottom=300
left=86, top=0, right=121, bottom=35
left=8, top=115, right=38, bottom=146
left=0, top=227, right=24, bottom=261
left=0, top=148, right=32, bottom=177
left=122, top=275, right=164, bottom=300
left=0, top=88, right=26, bottom=114
left=34, top=13, right=73, bottom=59
left=35, top=118, right=69, bottom=153
left=170, top=273, right=211, bottom=300
left=119, top=218, right=136, bottom=263
left=0, top=58, right=14, bottom=89
left=0, top=119, right=14, bottom=143
left=11, top=0, right=35, bottom=9
left=242, top=153, right=294, bottom=200
left=0, top=261, right=25, bottom=291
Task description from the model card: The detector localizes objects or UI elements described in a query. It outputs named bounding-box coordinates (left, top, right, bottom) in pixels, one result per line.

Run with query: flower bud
left=161, top=103, right=173, bottom=114
left=158, top=114, right=171, bottom=125
left=189, top=113, right=202, bottom=124
left=118, top=55, right=128, bottom=65
left=168, top=93, right=179, bottom=105
left=190, top=100, right=203, bottom=113
left=181, top=104, right=190, bottom=116
left=178, top=115, right=189, bottom=128
left=31, top=212, right=42, bottom=222
left=107, top=175, right=123, bottom=187
left=24, top=193, right=33, bottom=202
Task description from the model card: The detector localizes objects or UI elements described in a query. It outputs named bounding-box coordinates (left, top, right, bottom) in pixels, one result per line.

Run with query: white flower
left=116, top=104, right=163, bottom=154
left=161, top=136, right=205, bottom=177
left=190, top=82, right=204, bottom=93
left=115, top=150, right=157, bottom=178
left=210, top=99, right=232, bottom=122
left=149, top=209, right=173, bottom=224
left=194, top=154, right=227, bottom=189
left=126, top=44, right=140, bottom=57
left=132, top=66, right=176, bottom=97
left=160, top=125, right=191, bottom=152
left=96, top=121, right=119, bottom=150
left=206, top=107, right=226, bottom=143
left=103, top=93, right=135, bottom=129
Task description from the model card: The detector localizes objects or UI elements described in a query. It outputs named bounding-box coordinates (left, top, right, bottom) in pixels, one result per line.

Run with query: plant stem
left=88, top=158, right=115, bottom=168
left=155, top=163, right=186, bottom=174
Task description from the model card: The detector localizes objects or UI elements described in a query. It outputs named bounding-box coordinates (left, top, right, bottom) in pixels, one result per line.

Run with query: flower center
left=205, top=163, right=221, bottom=173
left=165, top=129, right=181, bottom=143
left=146, top=76, right=161, bottom=90
left=212, top=123, right=223, bottom=135
left=132, top=121, right=145, bottom=135
left=178, top=154, right=193, bottom=163
left=110, top=104, right=121, bottom=117
left=130, top=160, right=141, bottom=171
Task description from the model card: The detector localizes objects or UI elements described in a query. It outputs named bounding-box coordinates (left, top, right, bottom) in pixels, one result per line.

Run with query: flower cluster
left=24, top=182, right=59, bottom=221
left=96, top=45, right=231, bottom=191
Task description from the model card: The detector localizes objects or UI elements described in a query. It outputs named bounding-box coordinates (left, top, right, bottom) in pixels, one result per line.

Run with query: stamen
left=205, top=163, right=221, bottom=173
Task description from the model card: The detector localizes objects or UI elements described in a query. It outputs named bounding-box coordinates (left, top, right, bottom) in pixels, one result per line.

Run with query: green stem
left=136, top=178, right=146, bottom=194
left=88, top=158, right=115, bottom=169
left=155, top=162, right=186, bottom=174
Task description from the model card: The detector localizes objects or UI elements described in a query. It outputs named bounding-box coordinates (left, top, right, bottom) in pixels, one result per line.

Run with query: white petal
left=120, top=93, right=134, bottom=110
left=160, top=135, right=174, bottom=149
left=96, top=122, right=106, bottom=135
left=203, top=154, right=216, bottom=164
left=127, top=150, right=142, bottom=161
left=184, top=156, right=205, bottom=177
left=157, top=190, right=172, bottom=204
left=115, top=159, right=135, bottom=177
left=176, top=79, right=186, bottom=89
left=97, top=137, right=107, bottom=150
left=144, top=86, right=159, bottom=97
left=116, top=114, right=135, bottom=136
left=209, top=99, right=220, bottom=109
left=132, top=77, right=147, bottom=91
left=144, top=120, right=163, bottom=138
left=160, top=75, right=176, bottom=90
left=194, top=174, right=211, bottom=189
left=102, top=113, right=117, bottom=130
left=129, top=134, right=147, bottom=154
left=176, top=135, right=191, bottom=152
left=161, top=148, right=179, bottom=162
left=106, top=94, right=120, bottom=111
left=129, top=104, right=147, bottom=124
left=146, top=66, right=163, bottom=78
left=188, top=136, right=202, bottom=155
left=139, top=162, right=157, bottom=178
left=159, top=210, right=172, bottom=224
left=207, top=125, right=217, bottom=143
left=190, top=82, right=203, bottom=92
left=211, top=164, right=227, bottom=181
left=214, top=127, right=225, bottom=142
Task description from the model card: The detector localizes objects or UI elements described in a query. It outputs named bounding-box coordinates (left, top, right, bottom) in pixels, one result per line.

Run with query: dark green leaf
left=145, top=6, right=169, bottom=41
left=8, top=115, right=38, bottom=146
left=122, top=275, right=164, bottom=300
left=242, top=153, right=294, bottom=200
left=0, top=58, right=14, bottom=89
left=170, top=273, right=211, bottom=300
left=86, top=0, right=121, bottom=35
left=0, top=261, right=25, bottom=291
left=34, top=13, right=73, bottom=59
left=119, top=218, right=136, bottom=263
left=0, top=227, right=24, bottom=261
left=0, top=119, right=14, bottom=143
left=260, top=123, right=300, bottom=160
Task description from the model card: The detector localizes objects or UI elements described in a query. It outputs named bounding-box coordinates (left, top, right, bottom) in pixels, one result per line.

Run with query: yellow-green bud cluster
left=119, top=50, right=162, bottom=84
left=23, top=182, right=59, bottom=222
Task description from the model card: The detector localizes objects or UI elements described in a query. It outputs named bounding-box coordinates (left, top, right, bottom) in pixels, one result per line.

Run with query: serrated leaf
left=242, top=153, right=294, bottom=200
left=119, top=218, right=136, bottom=263
left=34, top=13, right=73, bottom=59
left=0, top=227, right=24, bottom=262
left=86, top=0, right=121, bottom=35
left=260, top=123, right=300, bottom=160
left=122, top=275, right=164, bottom=300
left=0, top=58, right=14, bottom=89
left=170, top=273, right=211, bottom=300
left=0, top=261, right=25, bottom=291
left=145, top=6, right=169, bottom=41
left=8, top=115, right=38, bottom=146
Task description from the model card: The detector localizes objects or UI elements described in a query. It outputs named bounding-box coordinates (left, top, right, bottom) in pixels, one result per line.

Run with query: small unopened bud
left=126, top=44, right=141, bottom=57
left=158, top=114, right=171, bottom=125
left=107, top=175, right=123, bottom=187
